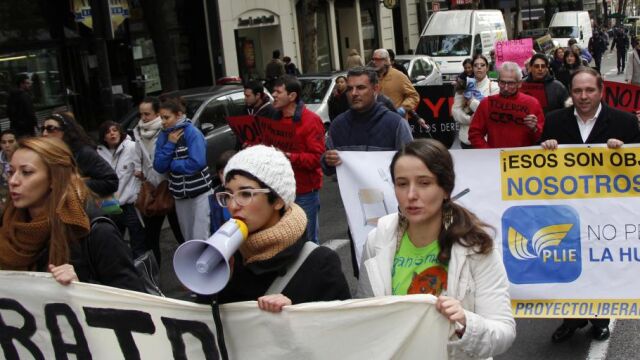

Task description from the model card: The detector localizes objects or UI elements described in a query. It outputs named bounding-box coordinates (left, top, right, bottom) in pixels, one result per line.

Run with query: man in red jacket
left=271, top=75, right=325, bottom=243
left=468, top=61, right=545, bottom=148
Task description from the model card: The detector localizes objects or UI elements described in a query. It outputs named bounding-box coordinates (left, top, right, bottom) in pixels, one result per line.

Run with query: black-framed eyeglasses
left=498, top=80, right=519, bottom=87
left=215, top=188, right=271, bottom=207
left=40, top=125, right=62, bottom=133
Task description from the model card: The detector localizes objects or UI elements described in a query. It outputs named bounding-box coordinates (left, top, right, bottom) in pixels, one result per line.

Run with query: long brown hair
left=389, top=139, right=493, bottom=264
left=18, top=137, right=90, bottom=265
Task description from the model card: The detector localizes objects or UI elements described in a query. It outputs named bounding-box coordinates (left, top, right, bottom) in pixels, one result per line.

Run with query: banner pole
left=211, top=297, right=229, bottom=360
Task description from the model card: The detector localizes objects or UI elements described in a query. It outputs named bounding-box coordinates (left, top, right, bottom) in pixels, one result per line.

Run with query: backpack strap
left=82, top=216, right=118, bottom=282
left=266, top=241, right=319, bottom=295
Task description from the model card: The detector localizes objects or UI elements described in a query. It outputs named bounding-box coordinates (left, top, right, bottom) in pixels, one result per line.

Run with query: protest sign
left=535, top=35, right=555, bottom=54
left=494, top=38, right=533, bottom=69
left=603, top=80, right=640, bottom=114
left=414, top=84, right=456, bottom=147
left=520, top=82, right=548, bottom=109
left=337, top=145, right=640, bottom=318
left=0, top=271, right=451, bottom=359
left=227, top=115, right=300, bottom=150
left=485, top=95, right=537, bottom=126
left=257, top=116, right=297, bottom=152
left=227, top=115, right=262, bottom=146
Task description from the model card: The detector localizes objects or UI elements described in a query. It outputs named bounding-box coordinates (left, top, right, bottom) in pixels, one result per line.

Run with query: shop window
left=0, top=49, right=65, bottom=119
left=360, top=3, right=380, bottom=62
left=316, top=3, right=332, bottom=72
left=0, top=1, right=51, bottom=45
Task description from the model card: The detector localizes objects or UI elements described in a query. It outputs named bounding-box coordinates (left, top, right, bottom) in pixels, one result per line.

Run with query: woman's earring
left=397, top=206, right=405, bottom=221
left=443, top=202, right=453, bottom=231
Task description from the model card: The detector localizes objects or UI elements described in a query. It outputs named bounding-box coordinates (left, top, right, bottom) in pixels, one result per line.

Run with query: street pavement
left=157, top=49, right=637, bottom=359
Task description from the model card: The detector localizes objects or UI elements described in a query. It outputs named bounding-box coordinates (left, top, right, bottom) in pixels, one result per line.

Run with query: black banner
left=414, top=84, right=457, bottom=148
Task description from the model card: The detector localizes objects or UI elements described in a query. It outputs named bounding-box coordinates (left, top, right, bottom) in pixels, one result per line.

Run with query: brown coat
left=378, top=67, right=420, bottom=112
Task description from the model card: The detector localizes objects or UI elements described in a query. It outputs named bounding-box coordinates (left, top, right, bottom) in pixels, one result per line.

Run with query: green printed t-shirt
left=392, top=232, right=448, bottom=296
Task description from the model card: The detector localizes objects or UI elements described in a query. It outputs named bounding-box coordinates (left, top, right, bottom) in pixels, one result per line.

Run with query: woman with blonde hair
left=357, top=139, right=515, bottom=359
left=0, top=137, right=144, bottom=291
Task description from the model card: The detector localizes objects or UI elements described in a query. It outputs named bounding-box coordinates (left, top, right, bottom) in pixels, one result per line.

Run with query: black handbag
left=83, top=217, right=164, bottom=297
left=133, top=250, right=164, bottom=297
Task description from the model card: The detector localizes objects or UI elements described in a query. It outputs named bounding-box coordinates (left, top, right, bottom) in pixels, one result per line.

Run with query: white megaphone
left=173, top=219, right=248, bottom=295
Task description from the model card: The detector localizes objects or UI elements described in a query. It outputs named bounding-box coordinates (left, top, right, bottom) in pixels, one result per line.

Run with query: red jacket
left=468, top=92, right=544, bottom=149
left=269, top=106, right=325, bottom=194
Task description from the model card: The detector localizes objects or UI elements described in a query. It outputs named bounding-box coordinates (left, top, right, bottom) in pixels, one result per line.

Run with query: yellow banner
left=73, top=0, right=93, bottom=28
left=500, top=147, right=640, bottom=200
left=72, top=0, right=130, bottom=32
left=513, top=299, right=640, bottom=319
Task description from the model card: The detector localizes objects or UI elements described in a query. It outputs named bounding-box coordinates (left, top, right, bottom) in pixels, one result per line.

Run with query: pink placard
left=494, top=38, right=534, bottom=69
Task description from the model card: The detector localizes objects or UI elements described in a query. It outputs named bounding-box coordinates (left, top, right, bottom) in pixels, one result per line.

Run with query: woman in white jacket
left=452, top=54, right=499, bottom=148
left=357, top=139, right=515, bottom=360
left=625, top=40, right=640, bottom=86
left=96, top=120, right=146, bottom=258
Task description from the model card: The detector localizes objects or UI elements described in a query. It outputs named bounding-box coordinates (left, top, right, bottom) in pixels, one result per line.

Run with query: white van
left=415, top=10, right=507, bottom=82
left=548, top=11, right=592, bottom=49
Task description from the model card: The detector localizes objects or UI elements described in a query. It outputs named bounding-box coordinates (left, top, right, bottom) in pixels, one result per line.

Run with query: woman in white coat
left=357, top=139, right=515, bottom=360
left=96, top=120, right=146, bottom=258
left=452, top=54, right=499, bottom=148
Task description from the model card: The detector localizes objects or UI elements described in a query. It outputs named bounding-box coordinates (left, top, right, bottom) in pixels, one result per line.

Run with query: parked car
left=393, top=55, right=443, bottom=86
left=298, top=71, right=346, bottom=129
left=119, top=85, right=253, bottom=184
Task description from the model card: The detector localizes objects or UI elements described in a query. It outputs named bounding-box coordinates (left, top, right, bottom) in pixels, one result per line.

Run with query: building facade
left=0, top=0, right=223, bottom=128
left=217, top=0, right=425, bottom=78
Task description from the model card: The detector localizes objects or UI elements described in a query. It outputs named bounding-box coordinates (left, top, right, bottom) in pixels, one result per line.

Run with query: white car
left=298, top=72, right=346, bottom=130
left=394, top=55, right=443, bottom=86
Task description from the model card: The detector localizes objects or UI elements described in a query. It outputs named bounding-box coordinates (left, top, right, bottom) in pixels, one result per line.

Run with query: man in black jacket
left=522, top=54, right=569, bottom=115
left=588, top=30, right=608, bottom=72
left=541, top=67, right=640, bottom=343
left=6, top=74, right=38, bottom=138
left=244, top=80, right=275, bottom=118
left=610, top=27, right=630, bottom=74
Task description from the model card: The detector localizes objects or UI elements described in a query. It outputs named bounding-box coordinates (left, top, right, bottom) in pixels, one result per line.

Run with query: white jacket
left=452, top=77, right=499, bottom=145
left=625, top=49, right=640, bottom=85
left=97, top=137, right=141, bottom=204
left=133, top=121, right=166, bottom=186
left=357, top=213, right=516, bottom=360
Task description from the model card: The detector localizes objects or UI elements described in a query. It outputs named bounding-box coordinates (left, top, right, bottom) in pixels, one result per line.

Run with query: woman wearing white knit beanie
left=214, top=145, right=351, bottom=312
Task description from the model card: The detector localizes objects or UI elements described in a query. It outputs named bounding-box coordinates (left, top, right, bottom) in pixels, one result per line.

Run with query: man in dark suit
left=541, top=67, right=640, bottom=343
left=541, top=67, right=640, bottom=149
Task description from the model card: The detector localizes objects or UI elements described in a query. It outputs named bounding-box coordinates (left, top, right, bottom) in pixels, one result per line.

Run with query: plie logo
left=502, top=205, right=582, bottom=284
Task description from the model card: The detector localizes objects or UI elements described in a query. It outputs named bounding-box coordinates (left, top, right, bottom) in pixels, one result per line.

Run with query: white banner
left=337, top=146, right=640, bottom=318
left=0, top=271, right=451, bottom=359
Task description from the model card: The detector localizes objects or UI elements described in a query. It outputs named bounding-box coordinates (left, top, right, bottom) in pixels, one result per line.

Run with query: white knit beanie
left=223, top=145, right=296, bottom=208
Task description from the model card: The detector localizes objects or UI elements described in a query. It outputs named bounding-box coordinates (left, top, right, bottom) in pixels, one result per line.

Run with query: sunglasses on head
left=40, top=125, right=62, bottom=133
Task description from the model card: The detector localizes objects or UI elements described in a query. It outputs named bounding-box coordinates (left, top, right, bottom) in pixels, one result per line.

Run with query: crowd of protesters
left=0, top=36, right=639, bottom=358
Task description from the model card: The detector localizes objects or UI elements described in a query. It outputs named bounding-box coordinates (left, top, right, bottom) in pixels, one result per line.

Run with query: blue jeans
left=295, top=190, right=320, bottom=243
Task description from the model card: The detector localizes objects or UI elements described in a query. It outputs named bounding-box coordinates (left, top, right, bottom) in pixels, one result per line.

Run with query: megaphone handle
left=211, top=297, right=229, bottom=360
